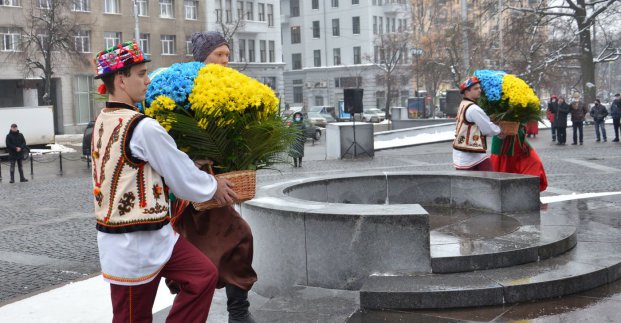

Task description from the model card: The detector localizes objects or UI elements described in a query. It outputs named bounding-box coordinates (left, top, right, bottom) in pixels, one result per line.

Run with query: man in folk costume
left=91, top=40, right=238, bottom=322
left=163, top=31, right=258, bottom=323
left=453, top=76, right=503, bottom=171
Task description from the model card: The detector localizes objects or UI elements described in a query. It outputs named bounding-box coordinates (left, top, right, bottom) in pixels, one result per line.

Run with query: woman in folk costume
left=525, top=119, right=539, bottom=138
left=165, top=32, right=258, bottom=323
left=490, top=127, right=548, bottom=192
left=91, top=41, right=238, bottom=322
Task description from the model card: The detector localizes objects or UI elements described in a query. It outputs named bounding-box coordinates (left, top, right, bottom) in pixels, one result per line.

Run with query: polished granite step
left=428, top=206, right=577, bottom=273
left=360, top=240, right=621, bottom=309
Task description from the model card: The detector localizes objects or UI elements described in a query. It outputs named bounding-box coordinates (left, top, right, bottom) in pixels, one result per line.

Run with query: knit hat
left=191, top=32, right=229, bottom=62
left=93, top=40, right=150, bottom=79
left=10, top=123, right=17, bottom=128
left=615, top=93, right=620, bottom=97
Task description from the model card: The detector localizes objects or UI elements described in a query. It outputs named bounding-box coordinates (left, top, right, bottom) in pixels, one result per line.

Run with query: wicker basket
left=498, top=121, right=520, bottom=136
left=192, top=169, right=257, bottom=211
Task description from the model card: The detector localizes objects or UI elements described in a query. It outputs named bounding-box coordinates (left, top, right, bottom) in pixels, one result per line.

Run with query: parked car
left=309, top=106, right=337, bottom=124
left=284, top=115, right=322, bottom=142
left=361, top=108, right=385, bottom=123
left=307, top=112, right=328, bottom=127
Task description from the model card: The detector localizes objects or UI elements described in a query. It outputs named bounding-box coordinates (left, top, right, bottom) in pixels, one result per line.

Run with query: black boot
left=293, top=158, right=298, bottom=167
left=9, top=162, right=15, bottom=183
left=297, top=157, right=302, bottom=167
left=19, top=166, right=27, bottom=182
left=226, top=285, right=256, bottom=323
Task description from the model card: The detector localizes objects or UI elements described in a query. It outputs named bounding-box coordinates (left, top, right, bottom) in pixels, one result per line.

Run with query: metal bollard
left=30, top=153, right=33, bottom=177
left=59, top=151, right=63, bottom=174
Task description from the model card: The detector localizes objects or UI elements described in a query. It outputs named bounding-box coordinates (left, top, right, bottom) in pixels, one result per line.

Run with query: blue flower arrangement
left=473, top=69, right=505, bottom=102
left=143, top=61, right=204, bottom=111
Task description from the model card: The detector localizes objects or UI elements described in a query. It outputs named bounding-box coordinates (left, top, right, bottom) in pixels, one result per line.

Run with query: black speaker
left=344, top=88, right=363, bottom=114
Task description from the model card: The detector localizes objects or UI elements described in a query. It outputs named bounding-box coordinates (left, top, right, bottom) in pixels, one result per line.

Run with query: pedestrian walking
left=590, top=99, right=608, bottom=142
left=5, top=124, right=29, bottom=183
left=570, top=94, right=588, bottom=145
left=289, top=111, right=306, bottom=168
left=91, top=40, right=237, bottom=323
left=555, top=97, right=570, bottom=145
left=452, top=76, right=503, bottom=171
left=610, top=93, right=621, bottom=142
left=163, top=31, right=258, bottom=323
left=547, top=96, right=558, bottom=142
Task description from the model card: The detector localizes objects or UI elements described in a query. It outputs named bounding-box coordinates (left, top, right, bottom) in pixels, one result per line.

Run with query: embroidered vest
left=92, top=104, right=169, bottom=233
left=453, top=99, right=487, bottom=153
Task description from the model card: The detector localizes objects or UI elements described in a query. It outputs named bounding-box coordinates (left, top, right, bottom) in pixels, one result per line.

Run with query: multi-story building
left=205, top=0, right=284, bottom=100
left=0, top=0, right=283, bottom=135
left=280, top=0, right=411, bottom=112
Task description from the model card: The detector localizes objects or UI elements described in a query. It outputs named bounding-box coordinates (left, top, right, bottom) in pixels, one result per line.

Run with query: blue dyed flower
left=143, top=62, right=204, bottom=112
left=474, top=69, right=505, bottom=102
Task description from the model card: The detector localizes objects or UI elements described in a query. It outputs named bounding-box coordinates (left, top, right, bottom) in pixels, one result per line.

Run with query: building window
left=312, top=21, right=320, bottom=38
left=238, top=39, right=246, bottom=61
left=248, top=39, right=255, bottom=62
left=237, top=1, right=244, bottom=19
left=74, top=75, right=93, bottom=125
left=291, top=26, right=301, bottom=44
left=185, top=35, right=192, bottom=56
left=267, top=4, right=274, bottom=26
left=103, top=31, right=121, bottom=49
left=290, top=0, right=299, bottom=17
left=160, top=0, right=174, bottom=18
left=312, top=0, right=319, bottom=10
left=74, top=30, right=91, bottom=53
left=315, top=96, right=324, bottom=106
left=352, top=0, right=359, bottom=4
left=259, top=40, right=266, bottom=62
left=139, top=33, right=150, bottom=53
left=258, top=3, right=265, bottom=21
left=373, top=16, right=377, bottom=34
left=104, top=0, right=119, bottom=14
left=262, top=76, right=276, bottom=90
left=268, top=40, right=275, bottom=62
left=225, top=0, right=232, bottom=23
left=135, top=0, right=148, bottom=16
left=352, top=16, right=360, bottom=34
left=0, top=0, right=21, bottom=7
left=37, top=0, right=51, bottom=9
left=184, top=0, right=197, bottom=20
left=292, top=53, right=302, bottom=70
left=293, top=85, right=303, bottom=103
left=1, top=27, right=21, bottom=52
left=161, top=34, right=176, bottom=55
left=313, top=50, right=321, bottom=67
left=331, top=0, right=338, bottom=7
left=333, top=48, right=341, bottom=65
left=72, top=0, right=90, bottom=12
left=245, top=1, right=253, bottom=20
left=353, top=46, right=361, bottom=64
left=332, top=19, right=339, bottom=36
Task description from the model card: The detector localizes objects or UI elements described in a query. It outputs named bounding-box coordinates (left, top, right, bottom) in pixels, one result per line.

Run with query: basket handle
left=194, top=159, right=215, bottom=176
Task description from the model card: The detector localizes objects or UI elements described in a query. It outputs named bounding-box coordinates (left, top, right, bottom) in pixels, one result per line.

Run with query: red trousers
left=110, top=236, right=218, bottom=323
left=457, top=157, right=494, bottom=171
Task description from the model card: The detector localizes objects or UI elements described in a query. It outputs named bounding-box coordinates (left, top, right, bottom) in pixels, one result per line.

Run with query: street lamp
left=410, top=48, right=423, bottom=96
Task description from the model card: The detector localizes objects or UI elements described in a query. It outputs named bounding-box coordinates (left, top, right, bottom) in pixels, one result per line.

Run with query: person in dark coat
left=289, top=111, right=306, bottom=167
left=589, top=99, right=608, bottom=142
left=570, top=95, right=589, bottom=145
left=547, top=96, right=558, bottom=141
left=610, top=93, right=621, bottom=142
left=555, top=97, right=570, bottom=145
left=5, top=124, right=28, bottom=183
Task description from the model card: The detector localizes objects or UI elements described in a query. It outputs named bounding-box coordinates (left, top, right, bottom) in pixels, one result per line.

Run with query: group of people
left=547, top=93, right=621, bottom=145
left=90, top=32, right=256, bottom=323
left=452, top=76, right=548, bottom=192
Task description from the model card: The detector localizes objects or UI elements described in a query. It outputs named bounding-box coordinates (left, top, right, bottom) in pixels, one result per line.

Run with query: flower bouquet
left=143, top=62, right=297, bottom=210
left=473, top=70, right=541, bottom=135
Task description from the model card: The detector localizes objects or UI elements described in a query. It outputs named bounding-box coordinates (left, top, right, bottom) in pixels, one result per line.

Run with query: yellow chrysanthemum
left=501, top=75, right=540, bottom=109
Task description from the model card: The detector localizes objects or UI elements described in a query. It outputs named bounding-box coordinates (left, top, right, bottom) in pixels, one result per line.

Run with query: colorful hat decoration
left=459, top=76, right=480, bottom=93
left=94, top=40, right=150, bottom=79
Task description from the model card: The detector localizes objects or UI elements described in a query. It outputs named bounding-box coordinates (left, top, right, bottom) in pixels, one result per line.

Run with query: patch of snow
left=586, top=82, right=595, bottom=88
left=541, top=191, right=621, bottom=204
left=30, top=144, right=76, bottom=155
left=375, top=131, right=454, bottom=150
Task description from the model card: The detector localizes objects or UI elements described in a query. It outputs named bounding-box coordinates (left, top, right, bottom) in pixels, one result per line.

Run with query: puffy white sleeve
left=465, top=104, right=501, bottom=136
left=129, top=117, right=217, bottom=202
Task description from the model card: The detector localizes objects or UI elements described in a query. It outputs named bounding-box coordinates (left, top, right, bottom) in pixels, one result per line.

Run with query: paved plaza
left=1, top=126, right=621, bottom=322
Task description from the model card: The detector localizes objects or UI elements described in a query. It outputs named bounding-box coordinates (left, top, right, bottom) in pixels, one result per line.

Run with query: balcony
left=238, top=20, right=269, bottom=34
left=383, top=3, right=405, bottom=15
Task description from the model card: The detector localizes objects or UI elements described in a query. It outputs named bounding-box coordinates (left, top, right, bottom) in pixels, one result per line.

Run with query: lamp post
left=410, top=48, right=423, bottom=96
left=133, top=1, right=140, bottom=47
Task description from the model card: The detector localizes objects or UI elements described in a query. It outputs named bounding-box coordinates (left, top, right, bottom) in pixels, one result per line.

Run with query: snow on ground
left=30, top=144, right=76, bottom=155
left=541, top=191, right=621, bottom=204
left=0, top=276, right=175, bottom=323
left=374, top=131, right=455, bottom=150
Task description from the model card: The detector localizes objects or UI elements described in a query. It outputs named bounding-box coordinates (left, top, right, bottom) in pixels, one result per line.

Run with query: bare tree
left=365, top=32, right=412, bottom=120
left=213, top=8, right=248, bottom=70
left=16, top=0, right=90, bottom=105
left=505, top=0, right=621, bottom=103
